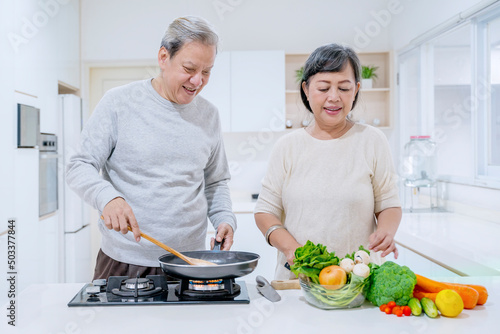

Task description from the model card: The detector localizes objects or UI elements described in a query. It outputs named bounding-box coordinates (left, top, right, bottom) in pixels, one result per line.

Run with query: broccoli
left=366, top=261, right=417, bottom=306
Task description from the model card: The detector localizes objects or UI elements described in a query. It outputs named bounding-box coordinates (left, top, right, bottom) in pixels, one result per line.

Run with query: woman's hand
left=210, top=223, right=234, bottom=250
left=101, top=197, right=141, bottom=242
left=368, top=229, right=398, bottom=258
left=369, top=207, right=402, bottom=258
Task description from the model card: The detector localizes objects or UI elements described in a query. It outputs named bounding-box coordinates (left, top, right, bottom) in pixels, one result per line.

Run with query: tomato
left=403, top=306, right=412, bottom=316
left=396, top=309, right=404, bottom=317
left=387, top=301, right=396, bottom=308
left=384, top=307, right=392, bottom=314
left=380, top=304, right=387, bottom=312
left=392, top=306, right=401, bottom=314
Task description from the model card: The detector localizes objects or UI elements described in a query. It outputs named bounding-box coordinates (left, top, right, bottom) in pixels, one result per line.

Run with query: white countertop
left=395, top=212, right=500, bottom=276
left=2, top=275, right=499, bottom=334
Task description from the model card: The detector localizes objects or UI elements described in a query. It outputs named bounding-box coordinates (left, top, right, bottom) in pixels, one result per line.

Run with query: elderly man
left=67, top=16, right=236, bottom=279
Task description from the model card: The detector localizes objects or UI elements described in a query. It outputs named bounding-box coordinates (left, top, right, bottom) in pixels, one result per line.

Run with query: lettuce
left=290, top=241, right=340, bottom=284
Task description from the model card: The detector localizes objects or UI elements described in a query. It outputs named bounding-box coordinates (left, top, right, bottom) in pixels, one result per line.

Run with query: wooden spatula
left=129, top=226, right=216, bottom=266
left=100, top=215, right=217, bottom=266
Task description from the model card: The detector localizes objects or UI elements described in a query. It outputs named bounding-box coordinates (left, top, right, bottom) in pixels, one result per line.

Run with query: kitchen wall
left=0, top=0, right=80, bottom=292
left=80, top=0, right=393, bottom=61
left=390, top=0, right=500, bottom=220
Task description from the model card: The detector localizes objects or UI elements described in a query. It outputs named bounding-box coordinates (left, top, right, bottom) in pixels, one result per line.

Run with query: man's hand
left=101, top=197, right=141, bottom=242
left=210, top=223, right=234, bottom=251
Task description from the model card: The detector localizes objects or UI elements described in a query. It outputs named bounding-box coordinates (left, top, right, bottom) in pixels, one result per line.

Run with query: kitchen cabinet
left=201, top=50, right=285, bottom=133
left=230, top=51, right=285, bottom=132
left=198, top=52, right=231, bottom=132
left=285, top=51, right=393, bottom=129
left=206, top=213, right=277, bottom=281
left=386, top=243, right=460, bottom=278
left=58, top=94, right=92, bottom=283
left=231, top=213, right=277, bottom=281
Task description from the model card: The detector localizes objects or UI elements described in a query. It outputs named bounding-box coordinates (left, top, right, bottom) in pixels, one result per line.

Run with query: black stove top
left=67, top=275, right=250, bottom=306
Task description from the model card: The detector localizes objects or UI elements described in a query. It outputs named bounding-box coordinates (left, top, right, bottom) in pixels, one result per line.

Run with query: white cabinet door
left=65, top=225, right=92, bottom=283
left=199, top=51, right=231, bottom=132
left=386, top=245, right=459, bottom=278
left=230, top=51, right=285, bottom=132
left=206, top=214, right=277, bottom=281
left=196, top=51, right=286, bottom=133
left=232, top=213, right=277, bottom=281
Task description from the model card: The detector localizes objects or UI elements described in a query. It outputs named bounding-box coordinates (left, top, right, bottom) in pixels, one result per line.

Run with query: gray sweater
left=66, top=79, right=236, bottom=267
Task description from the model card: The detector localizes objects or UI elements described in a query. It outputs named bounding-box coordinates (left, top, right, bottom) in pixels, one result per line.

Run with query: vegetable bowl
left=298, top=273, right=370, bottom=310
left=290, top=241, right=374, bottom=310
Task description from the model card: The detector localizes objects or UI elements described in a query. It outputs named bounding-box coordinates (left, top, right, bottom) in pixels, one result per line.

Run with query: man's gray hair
left=161, top=16, right=219, bottom=58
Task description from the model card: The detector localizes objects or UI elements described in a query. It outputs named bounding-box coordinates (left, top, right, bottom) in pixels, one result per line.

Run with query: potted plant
left=361, top=65, right=378, bottom=89
left=295, top=66, right=304, bottom=83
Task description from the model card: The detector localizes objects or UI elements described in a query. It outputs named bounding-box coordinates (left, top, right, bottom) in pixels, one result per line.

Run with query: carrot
left=415, top=274, right=449, bottom=293
left=415, top=274, right=479, bottom=309
left=413, top=289, right=437, bottom=302
left=450, top=283, right=488, bottom=305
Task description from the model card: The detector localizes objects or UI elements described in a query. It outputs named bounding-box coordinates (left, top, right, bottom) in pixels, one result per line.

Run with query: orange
left=318, top=265, right=347, bottom=290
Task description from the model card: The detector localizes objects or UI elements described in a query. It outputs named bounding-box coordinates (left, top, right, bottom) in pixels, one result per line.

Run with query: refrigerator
left=58, top=94, right=92, bottom=283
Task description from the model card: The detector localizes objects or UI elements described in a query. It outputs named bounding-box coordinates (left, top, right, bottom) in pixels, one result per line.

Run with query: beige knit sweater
left=254, top=124, right=401, bottom=280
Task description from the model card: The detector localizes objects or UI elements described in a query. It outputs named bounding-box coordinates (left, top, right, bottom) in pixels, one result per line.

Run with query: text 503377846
left=6, top=218, right=17, bottom=327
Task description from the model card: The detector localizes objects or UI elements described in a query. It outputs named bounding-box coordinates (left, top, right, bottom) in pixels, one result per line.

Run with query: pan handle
left=213, top=239, right=221, bottom=251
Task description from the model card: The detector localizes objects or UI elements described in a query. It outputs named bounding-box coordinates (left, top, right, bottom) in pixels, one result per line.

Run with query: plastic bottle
left=402, top=136, right=437, bottom=187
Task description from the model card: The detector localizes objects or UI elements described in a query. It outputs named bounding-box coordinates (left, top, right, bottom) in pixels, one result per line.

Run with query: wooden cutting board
left=271, top=279, right=301, bottom=290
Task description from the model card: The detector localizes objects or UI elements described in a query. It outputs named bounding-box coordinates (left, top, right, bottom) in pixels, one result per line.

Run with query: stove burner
left=177, top=278, right=241, bottom=300
left=108, top=275, right=166, bottom=298
left=189, top=279, right=224, bottom=291
left=124, top=278, right=150, bottom=290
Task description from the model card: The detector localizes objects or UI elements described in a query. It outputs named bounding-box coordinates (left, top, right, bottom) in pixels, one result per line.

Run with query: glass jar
left=402, top=136, right=437, bottom=187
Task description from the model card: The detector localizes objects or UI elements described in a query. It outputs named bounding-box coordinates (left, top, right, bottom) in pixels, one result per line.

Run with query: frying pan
left=158, top=242, right=260, bottom=280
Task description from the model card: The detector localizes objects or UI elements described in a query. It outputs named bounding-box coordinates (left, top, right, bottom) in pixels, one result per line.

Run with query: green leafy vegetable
left=365, top=261, right=417, bottom=306
left=290, top=241, right=339, bottom=284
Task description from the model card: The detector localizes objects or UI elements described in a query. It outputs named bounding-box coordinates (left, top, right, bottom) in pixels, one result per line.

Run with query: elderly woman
left=67, top=16, right=236, bottom=279
left=254, top=43, right=402, bottom=280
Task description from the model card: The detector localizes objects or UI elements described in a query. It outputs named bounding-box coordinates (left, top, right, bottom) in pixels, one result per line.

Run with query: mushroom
left=354, top=250, right=370, bottom=265
left=352, top=263, right=370, bottom=278
left=339, top=258, right=355, bottom=273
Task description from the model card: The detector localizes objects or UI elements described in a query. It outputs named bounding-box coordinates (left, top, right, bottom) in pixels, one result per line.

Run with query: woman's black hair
left=300, top=43, right=361, bottom=113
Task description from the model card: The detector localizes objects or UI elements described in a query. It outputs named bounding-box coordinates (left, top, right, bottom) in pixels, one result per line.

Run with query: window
left=477, top=13, right=500, bottom=178
left=432, top=24, right=474, bottom=179
left=398, top=4, right=500, bottom=188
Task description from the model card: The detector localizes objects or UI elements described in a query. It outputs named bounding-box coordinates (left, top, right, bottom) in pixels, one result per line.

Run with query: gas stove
left=67, top=275, right=250, bottom=306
